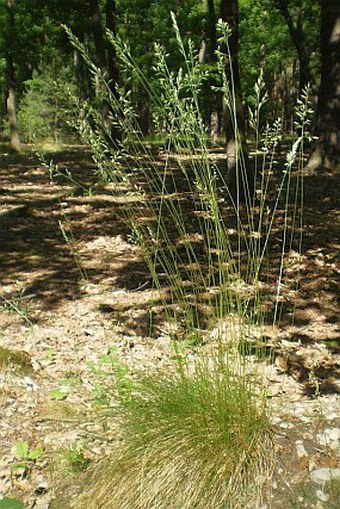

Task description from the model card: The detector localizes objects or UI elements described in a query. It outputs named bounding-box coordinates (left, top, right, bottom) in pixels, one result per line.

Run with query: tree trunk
left=74, top=47, right=86, bottom=100
left=106, top=0, right=119, bottom=89
left=90, top=0, right=107, bottom=71
left=200, top=1, right=221, bottom=142
left=6, top=85, right=20, bottom=152
left=275, top=0, right=311, bottom=94
left=207, top=0, right=217, bottom=59
left=89, top=0, right=119, bottom=143
left=6, top=0, right=20, bottom=152
left=307, top=0, right=340, bottom=171
left=105, top=0, right=120, bottom=141
left=220, top=0, right=252, bottom=203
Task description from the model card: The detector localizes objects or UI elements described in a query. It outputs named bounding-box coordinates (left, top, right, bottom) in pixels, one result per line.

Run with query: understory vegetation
left=1, top=2, right=338, bottom=508
left=48, top=19, right=311, bottom=509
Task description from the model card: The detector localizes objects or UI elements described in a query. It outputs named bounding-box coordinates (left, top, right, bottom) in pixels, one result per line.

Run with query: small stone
left=36, top=477, right=48, bottom=493
left=23, top=376, right=38, bottom=390
left=32, top=495, right=51, bottom=509
left=91, top=446, right=103, bottom=455
left=310, top=468, right=340, bottom=484
left=328, top=428, right=340, bottom=441
left=316, top=490, right=329, bottom=502
left=295, top=442, right=308, bottom=458
left=316, top=428, right=340, bottom=450
left=278, top=421, right=295, bottom=429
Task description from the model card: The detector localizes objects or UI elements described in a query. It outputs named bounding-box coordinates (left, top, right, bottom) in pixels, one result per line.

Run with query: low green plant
left=0, top=498, right=24, bottom=509
left=60, top=443, right=90, bottom=475
left=45, top=347, right=56, bottom=362
left=87, top=347, right=133, bottom=405
left=12, top=440, right=43, bottom=475
left=51, top=375, right=79, bottom=401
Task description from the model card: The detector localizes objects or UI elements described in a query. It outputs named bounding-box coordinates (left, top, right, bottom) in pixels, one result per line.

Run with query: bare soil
left=0, top=146, right=339, bottom=508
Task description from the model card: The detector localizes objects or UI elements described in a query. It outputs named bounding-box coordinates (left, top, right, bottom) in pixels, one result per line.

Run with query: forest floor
left=0, top=145, right=339, bottom=509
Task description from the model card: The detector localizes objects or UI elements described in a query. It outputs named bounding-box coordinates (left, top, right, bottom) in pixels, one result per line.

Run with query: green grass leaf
left=28, top=448, right=43, bottom=461
left=51, top=387, right=68, bottom=400
left=0, top=498, right=24, bottom=509
left=14, top=440, right=29, bottom=459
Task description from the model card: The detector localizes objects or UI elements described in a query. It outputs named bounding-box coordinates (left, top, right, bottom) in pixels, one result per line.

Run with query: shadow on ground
left=0, top=146, right=339, bottom=393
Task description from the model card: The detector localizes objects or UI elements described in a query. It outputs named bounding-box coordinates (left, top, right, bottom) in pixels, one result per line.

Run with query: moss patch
left=0, top=346, right=32, bottom=374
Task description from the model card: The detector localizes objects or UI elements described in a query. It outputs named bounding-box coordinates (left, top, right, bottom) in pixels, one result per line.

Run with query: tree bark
left=105, top=0, right=119, bottom=90
left=207, top=0, right=217, bottom=59
left=89, top=0, right=119, bottom=143
left=275, top=0, right=311, bottom=93
left=307, top=0, right=340, bottom=171
left=199, top=1, right=221, bottom=142
left=220, top=0, right=252, bottom=203
left=105, top=0, right=120, bottom=140
left=6, top=0, right=20, bottom=152
left=90, top=0, right=107, bottom=71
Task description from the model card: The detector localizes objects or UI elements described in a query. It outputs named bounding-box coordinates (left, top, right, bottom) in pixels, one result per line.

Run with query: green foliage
left=61, top=443, right=90, bottom=475
left=18, top=65, right=78, bottom=143
left=72, top=353, right=272, bottom=509
left=12, top=439, right=43, bottom=475
left=0, top=499, right=24, bottom=509
left=87, top=347, right=133, bottom=405
left=239, top=0, right=320, bottom=121
left=51, top=387, right=68, bottom=401
left=0, top=0, right=321, bottom=144
left=51, top=374, right=80, bottom=401
left=14, top=439, right=43, bottom=462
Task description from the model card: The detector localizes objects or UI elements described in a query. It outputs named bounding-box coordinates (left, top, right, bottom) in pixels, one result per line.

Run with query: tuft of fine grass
left=59, top=14, right=312, bottom=509
left=71, top=353, right=273, bottom=509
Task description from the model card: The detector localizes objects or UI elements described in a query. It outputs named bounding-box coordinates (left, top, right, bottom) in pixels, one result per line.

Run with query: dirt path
left=0, top=147, right=339, bottom=508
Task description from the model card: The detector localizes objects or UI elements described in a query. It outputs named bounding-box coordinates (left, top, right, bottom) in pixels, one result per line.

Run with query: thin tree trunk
left=74, top=47, right=86, bottom=100
left=207, top=0, right=222, bottom=143
left=207, top=0, right=217, bottom=57
left=89, top=0, right=119, bottom=143
left=106, top=0, right=119, bottom=89
left=220, top=0, right=252, bottom=203
left=6, top=85, right=20, bottom=152
left=307, top=0, right=340, bottom=171
left=6, top=0, right=20, bottom=152
left=105, top=0, right=120, bottom=140
left=200, top=1, right=221, bottom=142
left=89, top=0, right=111, bottom=122
left=275, top=0, right=311, bottom=93
left=90, top=0, right=106, bottom=71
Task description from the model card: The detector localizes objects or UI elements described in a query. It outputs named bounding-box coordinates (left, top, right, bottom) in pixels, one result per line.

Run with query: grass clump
left=57, top=14, right=312, bottom=509
left=72, top=354, right=272, bottom=509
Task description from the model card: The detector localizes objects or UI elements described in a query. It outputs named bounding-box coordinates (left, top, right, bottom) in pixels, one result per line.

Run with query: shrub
left=18, top=64, right=78, bottom=144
